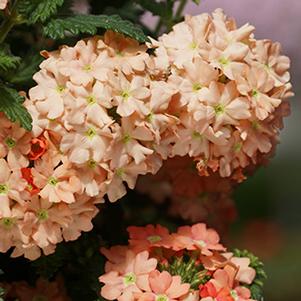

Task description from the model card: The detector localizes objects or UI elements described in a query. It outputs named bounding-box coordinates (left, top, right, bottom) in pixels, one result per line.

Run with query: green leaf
left=9, top=53, right=43, bottom=86
left=43, top=14, right=149, bottom=43
left=0, top=44, right=21, bottom=72
left=192, top=0, right=201, bottom=4
left=18, top=0, right=65, bottom=24
left=0, top=85, right=32, bottom=131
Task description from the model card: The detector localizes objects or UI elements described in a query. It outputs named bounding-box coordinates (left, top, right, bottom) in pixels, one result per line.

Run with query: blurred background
left=184, top=1, right=301, bottom=300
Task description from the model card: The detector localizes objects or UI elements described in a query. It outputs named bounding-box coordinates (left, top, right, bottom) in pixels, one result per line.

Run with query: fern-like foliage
left=43, top=14, right=149, bottom=42
left=17, top=0, right=65, bottom=24
left=0, top=44, right=20, bottom=72
left=0, top=85, right=32, bottom=131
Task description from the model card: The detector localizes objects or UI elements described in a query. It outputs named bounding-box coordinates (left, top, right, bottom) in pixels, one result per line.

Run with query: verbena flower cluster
left=99, top=223, right=260, bottom=301
left=0, top=9, right=292, bottom=259
left=1, top=277, right=70, bottom=300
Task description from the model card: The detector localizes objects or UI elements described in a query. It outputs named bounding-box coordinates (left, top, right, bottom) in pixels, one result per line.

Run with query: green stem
left=0, top=0, right=21, bottom=44
left=154, top=19, right=163, bottom=36
left=175, top=0, right=188, bottom=20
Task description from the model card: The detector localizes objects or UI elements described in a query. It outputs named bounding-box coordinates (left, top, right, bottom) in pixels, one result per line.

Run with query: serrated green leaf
left=9, top=53, right=43, bottom=86
left=0, top=85, right=32, bottom=131
left=43, top=14, right=149, bottom=43
left=18, top=0, right=65, bottom=24
left=0, top=44, right=20, bottom=72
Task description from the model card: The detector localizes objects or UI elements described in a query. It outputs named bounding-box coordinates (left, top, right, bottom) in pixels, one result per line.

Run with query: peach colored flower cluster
left=99, top=223, right=258, bottom=301
left=149, top=8, right=292, bottom=179
left=1, top=277, right=70, bottom=301
left=0, top=113, right=100, bottom=260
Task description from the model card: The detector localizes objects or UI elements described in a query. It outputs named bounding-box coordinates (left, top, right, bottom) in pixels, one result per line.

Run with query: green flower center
left=147, top=235, right=162, bottom=244
left=116, top=50, right=124, bottom=57
left=233, top=142, right=242, bottom=152
left=196, top=240, right=207, bottom=248
left=231, top=290, right=239, bottom=300
left=219, top=56, right=229, bottom=66
left=88, top=159, right=97, bottom=169
left=252, top=89, right=259, bottom=97
left=83, top=64, right=92, bottom=71
left=37, top=209, right=49, bottom=221
left=86, top=95, right=96, bottom=105
left=121, top=90, right=130, bottom=100
left=5, top=137, right=16, bottom=149
left=2, top=217, right=15, bottom=229
left=214, top=104, right=225, bottom=115
left=116, top=168, right=124, bottom=177
left=146, top=112, right=154, bottom=122
left=252, top=121, right=260, bottom=130
left=56, top=85, right=65, bottom=93
left=192, top=131, right=203, bottom=139
left=123, top=272, right=136, bottom=286
left=192, top=83, right=202, bottom=91
left=0, top=184, right=8, bottom=195
left=48, top=177, right=58, bottom=186
left=156, top=294, right=168, bottom=301
left=189, top=42, right=198, bottom=50
left=85, top=127, right=97, bottom=139
left=123, top=133, right=131, bottom=144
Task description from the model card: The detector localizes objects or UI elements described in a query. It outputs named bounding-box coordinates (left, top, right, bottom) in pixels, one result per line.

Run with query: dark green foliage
left=0, top=44, right=20, bottom=71
left=159, top=255, right=211, bottom=289
left=17, top=0, right=65, bottom=24
left=43, top=14, right=149, bottom=42
left=0, top=85, right=32, bottom=130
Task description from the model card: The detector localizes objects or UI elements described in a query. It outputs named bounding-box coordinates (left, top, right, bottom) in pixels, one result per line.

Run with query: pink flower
left=201, top=82, right=251, bottom=130
left=127, top=224, right=171, bottom=252
left=199, top=281, right=233, bottom=301
left=62, top=195, right=99, bottom=241
left=175, top=223, right=225, bottom=255
left=29, top=69, right=68, bottom=119
left=32, top=159, right=82, bottom=204
left=0, top=123, right=31, bottom=169
left=237, top=67, right=281, bottom=120
left=103, top=31, right=149, bottom=75
left=110, top=71, right=150, bottom=117
left=135, top=270, right=190, bottom=301
left=0, top=159, right=28, bottom=206
left=59, top=38, right=111, bottom=86
left=99, top=251, right=157, bottom=301
left=22, top=196, right=72, bottom=249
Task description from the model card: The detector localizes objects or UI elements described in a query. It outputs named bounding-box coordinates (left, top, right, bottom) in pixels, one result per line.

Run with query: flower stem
left=0, top=0, right=22, bottom=44
left=175, top=0, right=188, bottom=20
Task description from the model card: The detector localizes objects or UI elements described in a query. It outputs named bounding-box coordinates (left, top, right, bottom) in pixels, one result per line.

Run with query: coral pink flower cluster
left=0, top=9, right=292, bottom=259
left=99, top=223, right=258, bottom=301
left=1, top=277, right=70, bottom=301
left=136, top=156, right=237, bottom=233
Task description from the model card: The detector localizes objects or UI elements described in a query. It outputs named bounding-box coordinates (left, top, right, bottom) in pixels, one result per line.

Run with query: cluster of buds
left=99, top=223, right=264, bottom=301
